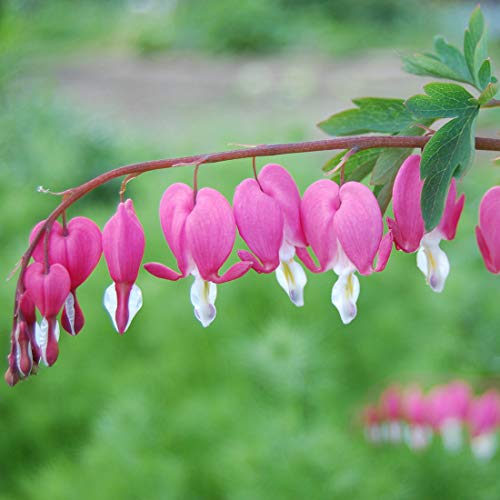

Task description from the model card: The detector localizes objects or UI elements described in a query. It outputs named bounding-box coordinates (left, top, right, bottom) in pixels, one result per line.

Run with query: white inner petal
left=190, top=272, right=217, bottom=328
left=331, top=243, right=360, bottom=324
left=65, top=292, right=76, bottom=335
left=331, top=270, right=360, bottom=325
left=416, top=229, right=450, bottom=293
left=471, top=432, right=498, bottom=461
left=35, top=318, right=59, bottom=366
left=103, top=283, right=143, bottom=333
left=407, top=425, right=432, bottom=450
left=440, top=418, right=463, bottom=452
left=275, top=257, right=307, bottom=307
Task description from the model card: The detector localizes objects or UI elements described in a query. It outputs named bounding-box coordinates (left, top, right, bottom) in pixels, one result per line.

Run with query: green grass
left=1, top=78, right=500, bottom=499
left=1, top=2, right=500, bottom=498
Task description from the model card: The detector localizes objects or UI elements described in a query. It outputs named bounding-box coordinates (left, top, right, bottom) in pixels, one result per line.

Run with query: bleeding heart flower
left=30, top=217, right=102, bottom=335
left=476, top=186, right=500, bottom=274
left=428, top=381, right=471, bottom=452
left=403, top=386, right=432, bottom=450
left=144, top=184, right=251, bottom=327
left=102, top=199, right=145, bottom=334
left=298, top=180, right=392, bottom=324
left=379, top=386, right=404, bottom=442
left=23, top=263, right=71, bottom=366
left=387, top=154, right=464, bottom=293
left=362, top=405, right=382, bottom=443
left=233, top=164, right=308, bottom=306
left=468, top=391, right=500, bottom=461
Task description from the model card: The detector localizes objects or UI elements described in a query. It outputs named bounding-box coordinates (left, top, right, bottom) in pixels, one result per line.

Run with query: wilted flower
left=476, top=186, right=500, bottom=274
left=388, top=154, right=464, bottom=292
left=298, top=180, right=392, bottom=324
left=233, top=164, right=308, bottom=306
left=102, top=199, right=145, bottom=334
left=145, top=184, right=251, bottom=327
left=30, top=217, right=102, bottom=334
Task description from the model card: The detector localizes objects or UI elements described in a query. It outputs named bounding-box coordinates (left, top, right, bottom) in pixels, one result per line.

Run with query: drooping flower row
left=361, top=382, right=500, bottom=461
left=5, top=157, right=500, bottom=385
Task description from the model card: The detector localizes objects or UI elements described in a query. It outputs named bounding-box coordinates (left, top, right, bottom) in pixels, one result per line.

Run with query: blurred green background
left=1, top=1, right=500, bottom=498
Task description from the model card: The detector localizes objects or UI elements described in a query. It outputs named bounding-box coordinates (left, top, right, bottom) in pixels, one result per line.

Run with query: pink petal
left=186, top=188, right=237, bottom=281
left=236, top=250, right=273, bottom=273
left=300, top=180, right=340, bottom=272
left=24, top=262, right=71, bottom=317
left=476, top=186, right=500, bottom=274
left=295, top=247, right=322, bottom=273
left=211, top=261, right=253, bottom=284
left=233, top=178, right=283, bottom=273
left=391, top=154, right=425, bottom=253
left=30, top=220, right=63, bottom=263
left=335, top=182, right=383, bottom=276
left=102, top=199, right=145, bottom=284
left=373, top=231, right=393, bottom=272
left=438, top=179, right=465, bottom=241
left=159, top=183, right=194, bottom=276
left=143, top=262, right=184, bottom=281
left=258, top=164, right=307, bottom=247
left=61, top=289, right=85, bottom=335
left=476, top=226, right=497, bottom=273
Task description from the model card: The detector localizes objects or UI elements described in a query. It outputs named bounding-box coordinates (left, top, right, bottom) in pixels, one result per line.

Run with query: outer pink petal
left=233, top=178, right=283, bottom=272
left=476, top=186, right=500, bottom=274
left=53, top=217, right=102, bottom=288
left=438, top=179, right=465, bottom=241
left=391, top=154, right=425, bottom=253
left=295, top=247, right=322, bottom=273
left=300, top=179, right=339, bottom=271
left=258, top=164, right=307, bottom=247
left=143, top=262, right=184, bottom=281
left=373, top=231, right=393, bottom=272
left=186, top=188, right=236, bottom=281
left=30, top=220, right=63, bottom=263
left=24, top=262, right=71, bottom=317
left=211, top=261, right=252, bottom=284
left=335, top=182, right=382, bottom=276
left=476, top=226, right=497, bottom=273
left=102, top=199, right=145, bottom=284
left=159, top=183, right=193, bottom=276
left=236, top=250, right=274, bottom=273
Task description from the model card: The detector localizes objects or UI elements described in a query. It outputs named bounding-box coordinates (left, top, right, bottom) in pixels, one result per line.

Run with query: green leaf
left=433, top=35, right=473, bottom=83
left=318, top=98, right=413, bottom=136
left=478, top=59, right=492, bottom=90
left=478, top=82, right=499, bottom=105
left=323, top=148, right=383, bottom=183
left=406, top=83, right=477, bottom=119
left=420, top=108, right=478, bottom=230
left=464, top=5, right=489, bottom=89
left=402, top=53, right=472, bottom=84
left=374, top=182, right=394, bottom=215
left=371, top=148, right=414, bottom=186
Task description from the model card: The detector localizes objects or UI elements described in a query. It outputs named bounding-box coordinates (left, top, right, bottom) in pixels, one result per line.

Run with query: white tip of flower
left=471, top=433, right=498, bottom=461
left=190, top=275, right=217, bottom=328
left=35, top=317, right=59, bottom=366
left=417, top=231, right=450, bottom=293
left=103, top=283, right=143, bottom=333
left=407, top=425, right=432, bottom=450
left=440, top=418, right=463, bottom=452
left=275, top=258, right=307, bottom=307
left=331, top=271, right=360, bottom=324
left=65, top=292, right=76, bottom=335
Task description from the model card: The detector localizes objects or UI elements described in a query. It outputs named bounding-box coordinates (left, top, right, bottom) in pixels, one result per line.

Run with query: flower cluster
left=5, top=157, right=500, bottom=385
left=361, top=381, right=500, bottom=461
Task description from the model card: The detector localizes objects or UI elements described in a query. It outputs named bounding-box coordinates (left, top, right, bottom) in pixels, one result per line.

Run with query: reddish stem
left=12, top=134, right=500, bottom=317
